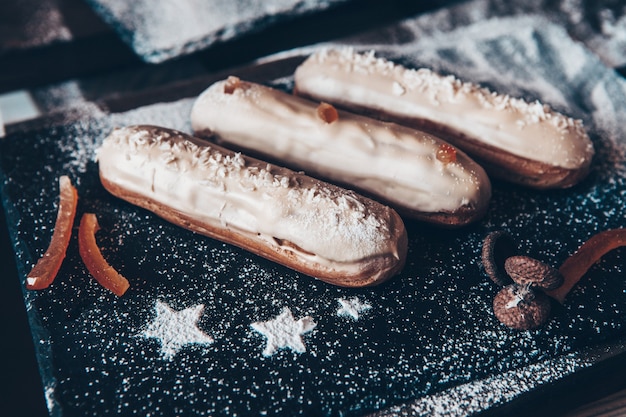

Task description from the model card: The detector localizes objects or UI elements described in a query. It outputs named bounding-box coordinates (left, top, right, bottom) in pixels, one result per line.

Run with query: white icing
left=97, top=126, right=403, bottom=274
left=293, top=48, right=594, bottom=171
left=190, top=79, right=491, bottom=217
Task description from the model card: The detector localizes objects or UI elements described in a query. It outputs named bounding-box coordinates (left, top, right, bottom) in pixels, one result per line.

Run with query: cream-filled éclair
left=97, top=125, right=407, bottom=287
left=190, top=77, right=491, bottom=227
left=294, top=48, right=595, bottom=189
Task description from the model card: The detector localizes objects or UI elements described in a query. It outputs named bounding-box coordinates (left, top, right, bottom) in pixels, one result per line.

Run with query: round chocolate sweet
left=493, top=285, right=552, bottom=330
left=504, top=255, right=564, bottom=290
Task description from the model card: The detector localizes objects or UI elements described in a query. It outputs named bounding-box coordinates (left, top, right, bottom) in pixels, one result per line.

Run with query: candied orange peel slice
left=546, top=228, right=626, bottom=303
left=317, top=102, right=339, bottom=124
left=223, top=76, right=242, bottom=94
left=78, top=213, right=130, bottom=296
left=26, top=175, right=78, bottom=290
left=436, top=143, right=457, bottom=165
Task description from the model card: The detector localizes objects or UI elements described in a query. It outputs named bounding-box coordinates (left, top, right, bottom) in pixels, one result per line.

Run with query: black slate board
left=2, top=16, right=626, bottom=417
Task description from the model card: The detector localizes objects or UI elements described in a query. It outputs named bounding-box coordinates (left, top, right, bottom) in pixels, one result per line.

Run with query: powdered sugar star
left=337, top=297, right=372, bottom=320
left=251, top=307, right=316, bottom=356
left=141, top=300, right=214, bottom=361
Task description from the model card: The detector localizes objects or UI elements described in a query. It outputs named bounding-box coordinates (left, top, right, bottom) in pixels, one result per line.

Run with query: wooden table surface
left=1, top=1, right=625, bottom=416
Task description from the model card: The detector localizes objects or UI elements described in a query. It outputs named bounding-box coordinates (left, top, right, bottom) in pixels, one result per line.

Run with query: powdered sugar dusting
left=376, top=353, right=595, bottom=416
left=140, top=300, right=214, bottom=361
left=358, top=0, right=626, bottom=68
left=43, top=382, right=58, bottom=414
left=337, top=297, right=372, bottom=320
left=251, top=307, right=316, bottom=356
left=85, top=0, right=353, bottom=62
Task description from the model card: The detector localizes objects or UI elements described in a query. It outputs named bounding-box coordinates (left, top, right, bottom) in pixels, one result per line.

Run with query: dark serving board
left=2, top=15, right=626, bottom=417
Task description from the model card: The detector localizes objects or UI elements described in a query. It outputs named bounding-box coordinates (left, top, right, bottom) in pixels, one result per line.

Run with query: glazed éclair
left=191, top=77, right=491, bottom=227
left=293, top=49, right=595, bottom=189
left=97, top=125, right=407, bottom=287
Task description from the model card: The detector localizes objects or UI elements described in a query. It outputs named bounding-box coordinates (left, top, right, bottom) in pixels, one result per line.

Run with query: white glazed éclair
left=293, top=48, right=595, bottom=189
left=97, top=125, right=407, bottom=287
left=191, top=77, right=491, bottom=226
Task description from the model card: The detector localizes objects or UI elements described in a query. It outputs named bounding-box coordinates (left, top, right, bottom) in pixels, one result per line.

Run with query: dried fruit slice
left=436, top=143, right=457, bottom=165
left=546, top=228, right=626, bottom=303
left=26, top=176, right=78, bottom=290
left=317, top=102, right=338, bottom=124
left=78, top=213, right=130, bottom=296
